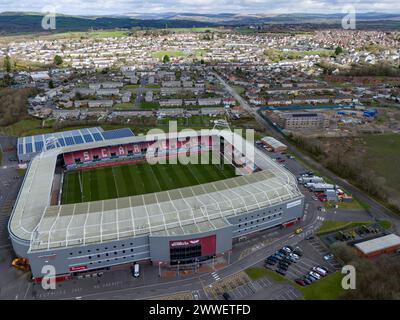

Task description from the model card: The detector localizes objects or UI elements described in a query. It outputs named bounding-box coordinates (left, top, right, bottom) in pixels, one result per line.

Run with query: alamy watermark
left=341, top=265, right=356, bottom=290
left=342, top=5, right=356, bottom=30
left=41, top=6, right=57, bottom=30
left=41, top=265, right=56, bottom=290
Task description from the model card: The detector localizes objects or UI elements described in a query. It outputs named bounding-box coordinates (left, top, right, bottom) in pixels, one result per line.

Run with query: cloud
left=0, top=0, right=399, bottom=15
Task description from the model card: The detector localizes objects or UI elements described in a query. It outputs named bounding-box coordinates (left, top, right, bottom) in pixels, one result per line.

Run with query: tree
left=53, top=55, right=63, bottom=66
left=335, top=46, right=343, bottom=56
left=48, top=80, right=54, bottom=89
left=162, top=55, right=170, bottom=63
left=4, top=55, right=11, bottom=73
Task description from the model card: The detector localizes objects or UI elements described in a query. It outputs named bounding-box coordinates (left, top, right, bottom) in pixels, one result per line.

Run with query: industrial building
left=261, top=136, right=288, bottom=153
left=355, top=234, right=400, bottom=258
left=278, top=112, right=329, bottom=130
left=9, top=129, right=304, bottom=281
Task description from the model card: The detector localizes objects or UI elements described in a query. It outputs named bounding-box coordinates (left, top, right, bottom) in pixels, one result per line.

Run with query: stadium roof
left=17, top=127, right=134, bottom=160
left=9, top=130, right=303, bottom=252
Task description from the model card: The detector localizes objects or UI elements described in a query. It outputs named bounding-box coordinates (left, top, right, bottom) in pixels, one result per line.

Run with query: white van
left=132, top=264, right=140, bottom=278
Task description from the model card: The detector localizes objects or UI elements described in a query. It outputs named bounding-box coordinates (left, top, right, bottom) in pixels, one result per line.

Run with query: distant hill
left=121, top=12, right=400, bottom=24
left=0, top=11, right=399, bottom=35
left=0, top=13, right=217, bottom=34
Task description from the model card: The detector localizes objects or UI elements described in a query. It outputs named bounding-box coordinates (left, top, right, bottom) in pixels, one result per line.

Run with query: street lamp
left=158, top=261, right=162, bottom=278
left=177, top=261, right=180, bottom=277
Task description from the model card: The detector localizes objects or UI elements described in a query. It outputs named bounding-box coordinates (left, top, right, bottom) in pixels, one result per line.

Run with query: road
left=213, top=71, right=400, bottom=234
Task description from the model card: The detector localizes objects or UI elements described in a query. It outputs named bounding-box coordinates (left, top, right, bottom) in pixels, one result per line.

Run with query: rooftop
left=355, top=234, right=400, bottom=254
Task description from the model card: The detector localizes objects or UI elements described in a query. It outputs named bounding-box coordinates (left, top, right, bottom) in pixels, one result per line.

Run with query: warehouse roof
left=9, top=130, right=302, bottom=252
left=261, top=136, right=287, bottom=149
left=355, top=234, right=400, bottom=255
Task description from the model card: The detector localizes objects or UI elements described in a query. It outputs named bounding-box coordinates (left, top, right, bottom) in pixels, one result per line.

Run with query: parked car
left=318, top=266, right=328, bottom=273
left=289, top=253, right=300, bottom=260
left=303, top=277, right=312, bottom=285
left=295, top=278, right=306, bottom=286
left=276, top=269, right=286, bottom=276
left=222, top=292, right=232, bottom=300
left=273, top=254, right=284, bottom=261
left=295, top=228, right=303, bottom=235
left=131, top=263, right=140, bottom=278
left=279, top=264, right=288, bottom=271
left=306, top=236, right=315, bottom=240
left=284, top=245, right=294, bottom=252
left=278, top=248, right=290, bottom=256
left=314, top=266, right=328, bottom=276
left=293, top=249, right=303, bottom=257
left=265, top=260, right=276, bottom=266
left=309, top=271, right=321, bottom=280
left=305, top=274, right=317, bottom=283
left=324, top=254, right=334, bottom=261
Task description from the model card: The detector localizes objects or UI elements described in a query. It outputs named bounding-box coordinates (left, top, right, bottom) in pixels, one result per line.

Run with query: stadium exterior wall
left=10, top=195, right=304, bottom=279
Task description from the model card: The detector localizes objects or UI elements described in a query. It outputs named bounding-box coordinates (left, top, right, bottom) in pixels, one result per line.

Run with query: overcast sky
left=0, top=0, right=399, bottom=15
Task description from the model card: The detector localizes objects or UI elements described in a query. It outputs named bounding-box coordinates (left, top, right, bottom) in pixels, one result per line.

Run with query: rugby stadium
left=8, top=128, right=304, bottom=281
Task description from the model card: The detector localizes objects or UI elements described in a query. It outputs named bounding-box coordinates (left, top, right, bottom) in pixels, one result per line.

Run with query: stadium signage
left=287, top=199, right=302, bottom=209
left=170, top=239, right=200, bottom=247
left=69, top=265, right=87, bottom=272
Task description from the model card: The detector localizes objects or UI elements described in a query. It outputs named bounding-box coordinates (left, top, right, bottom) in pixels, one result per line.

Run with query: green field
left=61, top=155, right=237, bottom=204
left=363, top=134, right=400, bottom=199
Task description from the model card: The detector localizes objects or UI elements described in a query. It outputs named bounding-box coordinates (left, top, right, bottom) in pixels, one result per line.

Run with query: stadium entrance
left=169, top=235, right=216, bottom=265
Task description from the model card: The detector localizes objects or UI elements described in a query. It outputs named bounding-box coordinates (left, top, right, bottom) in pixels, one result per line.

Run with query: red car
left=294, top=278, right=306, bottom=286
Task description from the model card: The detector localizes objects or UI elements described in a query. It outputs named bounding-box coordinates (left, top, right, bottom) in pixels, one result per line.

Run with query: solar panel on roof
left=101, top=128, right=135, bottom=140
left=18, top=144, right=23, bottom=155
left=58, top=138, right=66, bottom=146
left=73, top=135, right=84, bottom=144
left=83, top=134, right=94, bottom=143
left=65, top=137, right=75, bottom=145
left=26, top=143, right=33, bottom=153
left=35, top=141, right=44, bottom=152
left=92, top=133, right=103, bottom=141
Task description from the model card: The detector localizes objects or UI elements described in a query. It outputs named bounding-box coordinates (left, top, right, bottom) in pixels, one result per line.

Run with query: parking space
left=272, top=287, right=302, bottom=301
left=155, top=291, right=193, bottom=300
left=204, top=272, right=250, bottom=299
left=306, top=237, right=342, bottom=270
left=264, top=240, right=342, bottom=287
left=226, top=277, right=273, bottom=300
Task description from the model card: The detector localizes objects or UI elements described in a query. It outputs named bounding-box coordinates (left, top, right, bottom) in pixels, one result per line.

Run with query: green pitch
left=61, top=158, right=237, bottom=204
